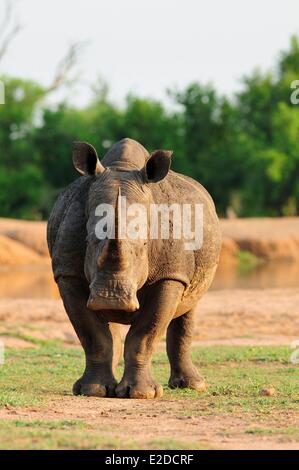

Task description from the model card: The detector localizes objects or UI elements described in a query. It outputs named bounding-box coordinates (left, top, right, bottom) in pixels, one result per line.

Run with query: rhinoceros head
left=73, top=139, right=172, bottom=313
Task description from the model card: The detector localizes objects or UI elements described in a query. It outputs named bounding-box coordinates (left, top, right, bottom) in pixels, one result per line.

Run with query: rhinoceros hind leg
left=167, top=310, right=207, bottom=393
left=115, top=371, right=163, bottom=399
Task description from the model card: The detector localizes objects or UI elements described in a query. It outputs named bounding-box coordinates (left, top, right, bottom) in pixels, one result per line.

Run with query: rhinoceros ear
left=143, top=150, right=173, bottom=183
left=73, top=142, right=105, bottom=175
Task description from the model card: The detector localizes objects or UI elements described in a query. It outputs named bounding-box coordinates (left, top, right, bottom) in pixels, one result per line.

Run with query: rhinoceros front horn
left=73, top=141, right=105, bottom=175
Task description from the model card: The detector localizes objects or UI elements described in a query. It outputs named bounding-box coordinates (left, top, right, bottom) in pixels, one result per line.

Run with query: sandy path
left=0, top=288, right=298, bottom=347
left=1, top=398, right=298, bottom=450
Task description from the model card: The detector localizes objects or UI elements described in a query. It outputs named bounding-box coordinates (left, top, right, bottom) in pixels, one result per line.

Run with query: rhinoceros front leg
left=57, top=277, right=120, bottom=397
left=116, top=280, right=185, bottom=399
left=167, top=310, right=207, bottom=392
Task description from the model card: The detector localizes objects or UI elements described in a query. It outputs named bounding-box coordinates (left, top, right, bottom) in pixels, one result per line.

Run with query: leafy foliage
left=1, top=36, right=299, bottom=219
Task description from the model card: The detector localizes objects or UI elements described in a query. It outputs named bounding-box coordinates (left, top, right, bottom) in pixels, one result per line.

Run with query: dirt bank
left=2, top=217, right=299, bottom=267
left=0, top=218, right=48, bottom=256
left=0, top=235, right=48, bottom=266
left=221, top=217, right=299, bottom=262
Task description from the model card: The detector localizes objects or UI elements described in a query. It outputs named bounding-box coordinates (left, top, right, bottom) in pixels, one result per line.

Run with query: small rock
left=260, top=385, right=276, bottom=396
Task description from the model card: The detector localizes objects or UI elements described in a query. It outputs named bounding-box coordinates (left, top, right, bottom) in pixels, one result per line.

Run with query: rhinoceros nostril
left=87, top=289, right=139, bottom=312
left=87, top=295, right=95, bottom=310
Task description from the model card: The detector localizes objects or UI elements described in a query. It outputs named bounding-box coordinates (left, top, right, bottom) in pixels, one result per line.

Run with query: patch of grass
left=0, top=331, right=42, bottom=346
left=13, top=419, right=85, bottom=430
left=0, top=342, right=83, bottom=407
left=0, top=419, right=205, bottom=450
left=146, top=439, right=214, bottom=450
left=154, top=345, right=291, bottom=366
left=159, top=346, right=298, bottom=414
left=245, top=427, right=299, bottom=440
left=0, top=341, right=298, bottom=448
left=0, top=422, right=140, bottom=450
left=237, top=250, right=263, bottom=272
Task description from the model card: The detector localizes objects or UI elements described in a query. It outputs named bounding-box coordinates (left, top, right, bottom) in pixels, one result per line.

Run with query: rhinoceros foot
left=169, top=370, right=208, bottom=393
left=72, top=363, right=117, bottom=397
left=115, top=372, right=163, bottom=399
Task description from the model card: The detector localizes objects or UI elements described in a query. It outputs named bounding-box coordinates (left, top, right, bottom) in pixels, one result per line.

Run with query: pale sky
left=0, top=0, right=298, bottom=106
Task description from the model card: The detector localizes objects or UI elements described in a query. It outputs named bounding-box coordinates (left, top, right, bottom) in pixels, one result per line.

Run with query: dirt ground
left=0, top=287, right=299, bottom=347
left=0, top=398, right=298, bottom=450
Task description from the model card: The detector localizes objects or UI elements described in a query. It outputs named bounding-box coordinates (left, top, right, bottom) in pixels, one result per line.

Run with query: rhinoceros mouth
left=87, top=279, right=139, bottom=312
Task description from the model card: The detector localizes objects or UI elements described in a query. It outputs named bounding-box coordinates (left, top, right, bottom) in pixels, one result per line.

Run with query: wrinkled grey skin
left=47, top=138, right=221, bottom=399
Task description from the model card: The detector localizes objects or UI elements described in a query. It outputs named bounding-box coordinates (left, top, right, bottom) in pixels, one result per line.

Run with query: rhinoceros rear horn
left=73, top=142, right=105, bottom=175
left=143, top=150, right=173, bottom=183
